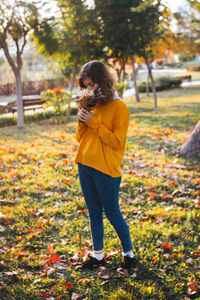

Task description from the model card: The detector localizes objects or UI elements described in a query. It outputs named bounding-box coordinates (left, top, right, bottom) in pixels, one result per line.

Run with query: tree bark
left=132, top=59, right=140, bottom=102
left=146, top=70, right=150, bottom=97
left=143, top=49, right=158, bottom=113
left=179, top=121, right=200, bottom=157
left=0, top=33, right=24, bottom=127
left=68, top=52, right=80, bottom=119
left=122, top=60, right=126, bottom=81
left=15, top=70, right=24, bottom=128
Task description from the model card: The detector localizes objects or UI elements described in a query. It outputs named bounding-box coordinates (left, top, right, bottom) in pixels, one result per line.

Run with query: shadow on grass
left=100, top=261, right=182, bottom=299
left=134, top=262, right=184, bottom=299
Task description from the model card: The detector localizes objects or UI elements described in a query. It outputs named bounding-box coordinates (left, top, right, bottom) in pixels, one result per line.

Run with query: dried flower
left=76, top=88, right=105, bottom=111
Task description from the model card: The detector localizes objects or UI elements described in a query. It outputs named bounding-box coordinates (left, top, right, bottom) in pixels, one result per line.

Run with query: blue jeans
left=78, top=163, right=133, bottom=252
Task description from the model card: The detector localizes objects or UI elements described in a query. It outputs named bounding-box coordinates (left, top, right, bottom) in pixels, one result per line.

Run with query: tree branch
left=0, top=32, right=17, bottom=73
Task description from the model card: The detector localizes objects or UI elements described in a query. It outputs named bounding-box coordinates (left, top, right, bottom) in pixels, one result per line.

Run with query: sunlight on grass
left=0, top=87, right=199, bottom=299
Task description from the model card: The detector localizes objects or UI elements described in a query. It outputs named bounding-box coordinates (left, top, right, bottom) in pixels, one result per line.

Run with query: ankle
left=94, top=249, right=104, bottom=261
left=123, top=250, right=134, bottom=258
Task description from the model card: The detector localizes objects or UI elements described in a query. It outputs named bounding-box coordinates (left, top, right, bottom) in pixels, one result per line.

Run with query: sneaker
left=117, top=256, right=137, bottom=273
left=75, top=255, right=105, bottom=270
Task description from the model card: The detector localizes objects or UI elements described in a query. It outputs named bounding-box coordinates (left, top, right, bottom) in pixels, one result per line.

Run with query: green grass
left=0, top=86, right=200, bottom=299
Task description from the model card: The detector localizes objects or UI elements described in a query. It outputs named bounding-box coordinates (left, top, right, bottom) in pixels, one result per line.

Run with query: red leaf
left=188, top=281, right=198, bottom=295
left=48, top=253, right=61, bottom=264
left=162, top=241, right=174, bottom=250
left=60, top=281, right=73, bottom=289
left=18, top=250, right=29, bottom=258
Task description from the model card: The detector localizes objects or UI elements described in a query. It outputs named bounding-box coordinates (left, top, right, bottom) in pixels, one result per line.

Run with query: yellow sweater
left=75, top=99, right=130, bottom=177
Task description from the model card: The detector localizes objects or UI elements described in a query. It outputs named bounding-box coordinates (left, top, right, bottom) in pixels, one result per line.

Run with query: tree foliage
left=34, top=0, right=103, bottom=91
left=173, top=0, right=200, bottom=61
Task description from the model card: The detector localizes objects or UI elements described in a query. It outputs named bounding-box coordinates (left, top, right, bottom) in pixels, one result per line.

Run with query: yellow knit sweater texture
left=75, top=98, right=130, bottom=177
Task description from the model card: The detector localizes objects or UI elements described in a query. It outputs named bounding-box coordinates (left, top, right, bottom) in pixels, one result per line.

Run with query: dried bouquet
left=76, top=88, right=105, bottom=111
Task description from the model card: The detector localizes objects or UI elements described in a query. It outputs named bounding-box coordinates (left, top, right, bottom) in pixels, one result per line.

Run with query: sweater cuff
left=86, top=116, right=101, bottom=128
left=78, top=120, right=87, bottom=127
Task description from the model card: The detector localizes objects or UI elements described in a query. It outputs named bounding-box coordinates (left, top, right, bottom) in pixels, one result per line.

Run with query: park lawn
left=0, top=87, right=200, bottom=299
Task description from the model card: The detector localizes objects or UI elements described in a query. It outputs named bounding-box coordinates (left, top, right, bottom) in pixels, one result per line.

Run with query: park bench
left=11, top=95, right=46, bottom=114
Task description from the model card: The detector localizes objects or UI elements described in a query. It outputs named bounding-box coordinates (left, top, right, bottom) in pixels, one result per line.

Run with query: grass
left=0, top=86, right=200, bottom=299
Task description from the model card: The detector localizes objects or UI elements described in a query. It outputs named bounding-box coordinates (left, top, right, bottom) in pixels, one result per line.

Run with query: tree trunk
left=146, top=71, right=150, bottom=97
left=144, top=50, right=158, bottom=113
left=132, top=60, right=140, bottom=103
left=179, top=121, right=200, bottom=157
left=0, top=35, right=25, bottom=127
left=116, top=68, right=122, bottom=83
left=68, top=53, right=80, bottom=119
left=122, top=61, right=126, bottom=81
left=15, top=71, right=24, bottom=128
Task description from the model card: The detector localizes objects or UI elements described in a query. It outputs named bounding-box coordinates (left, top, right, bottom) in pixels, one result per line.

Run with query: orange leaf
left=48, top=253, right=61, bottom=264
left=149, top=192, right=157, bottom=199
left=147, top=184, right=153, bottom=190
left=64, top=159, right=68, bottom=165
left=166, top=180, right=176, bottom=186
left=79, top=209, right=87, bottom=214
left=47, top=247, right=54, bottom=254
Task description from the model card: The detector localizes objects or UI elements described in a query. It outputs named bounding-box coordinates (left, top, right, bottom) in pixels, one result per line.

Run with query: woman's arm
left=76, top=120, right=87, bottom=142
left=85, top=105, right=130, bottom=150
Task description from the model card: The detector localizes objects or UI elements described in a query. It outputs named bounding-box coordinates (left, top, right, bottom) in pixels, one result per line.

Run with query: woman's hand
left=77, top=108, right=94, bottom=123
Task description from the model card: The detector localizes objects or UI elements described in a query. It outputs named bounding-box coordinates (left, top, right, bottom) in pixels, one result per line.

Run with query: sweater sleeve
left=86, top=104, right=130, bottom=150
left=76, top=120, right=87, bottom=143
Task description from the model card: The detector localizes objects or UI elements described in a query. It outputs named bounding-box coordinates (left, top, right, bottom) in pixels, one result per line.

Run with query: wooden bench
left=11, top=95, right=46, bottom=114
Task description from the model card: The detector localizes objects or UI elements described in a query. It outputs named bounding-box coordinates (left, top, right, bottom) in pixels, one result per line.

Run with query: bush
left=116, top=81, right=128, bottom=97
left=138, top=77, right=182, bottom=93
left=0, top=107, right=78, bottom=127
left=41, top=87, right=72, bottom=115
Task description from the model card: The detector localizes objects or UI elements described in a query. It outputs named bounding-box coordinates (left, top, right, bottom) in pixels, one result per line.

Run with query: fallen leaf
left=48, top=253, right=61, bottom=264
left=117, top=268, right=129, bottom=277
left=98, top=271, right=109, bottom=280
left=78, top=278, right=91, bottom=286
left=71, top=292, right=82, bottom=300
left=0, top=217, right=14, bottom=225
left=162, top=241, right=174, bottom=250
left=60, top=281, right=73, bottom=289
left=188, top=281, right=198, bottom=295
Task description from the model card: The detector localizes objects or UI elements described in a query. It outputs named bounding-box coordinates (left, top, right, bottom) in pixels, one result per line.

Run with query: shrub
left=116, top=81, right=128, bottom=97
left=0, top=107, right=78, bottom=128
left=41, top=87, right=72, bottom=115
left=138, top=77, right=182, bottom=93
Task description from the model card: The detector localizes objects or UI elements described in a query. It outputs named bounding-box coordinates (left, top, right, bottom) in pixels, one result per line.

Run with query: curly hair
left=78, top=60, right=116, bottom=104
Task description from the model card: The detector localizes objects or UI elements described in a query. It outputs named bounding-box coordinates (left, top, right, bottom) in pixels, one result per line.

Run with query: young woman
left=75, top=60, right=137, bottom=273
